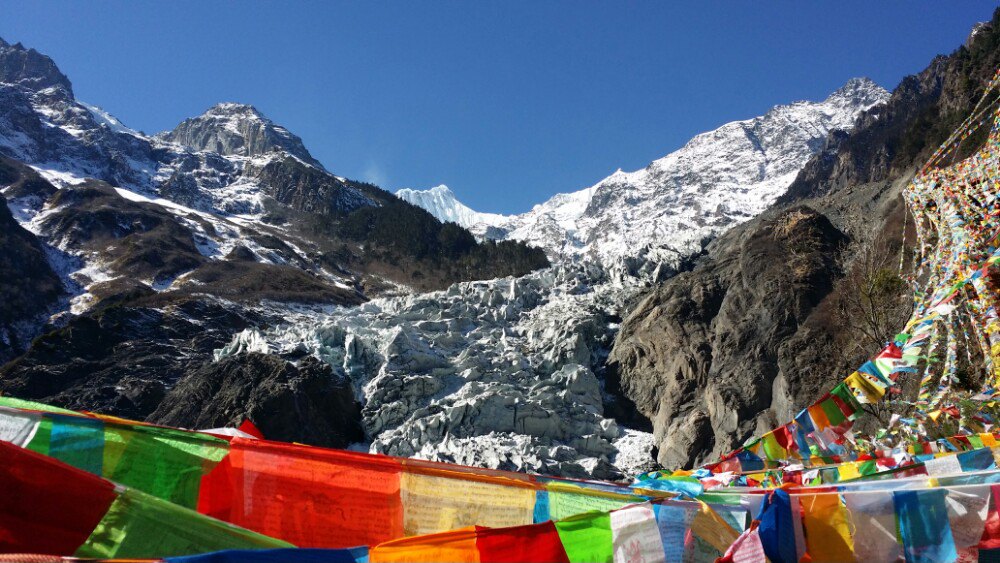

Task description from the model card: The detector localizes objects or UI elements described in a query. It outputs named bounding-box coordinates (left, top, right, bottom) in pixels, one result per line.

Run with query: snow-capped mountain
left=397, top=185, right=509, bottom=232
left=157, top=102, right=326, bottom=170
left=0, top=33, right=545, bottom=424
left=0, top=34, right=891, bottom=480
left=400, top=78, right=889, bottom=262
left=0, top=37, right=542, bottom=308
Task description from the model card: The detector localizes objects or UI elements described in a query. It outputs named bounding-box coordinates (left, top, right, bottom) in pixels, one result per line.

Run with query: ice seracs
left=218, top=258, right=667, bottom=480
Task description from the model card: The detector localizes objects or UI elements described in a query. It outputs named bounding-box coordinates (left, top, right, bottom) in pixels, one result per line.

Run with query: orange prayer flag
left=370, top=526, right=480, bottom=563
left=807, top=404, right=832, bottom=430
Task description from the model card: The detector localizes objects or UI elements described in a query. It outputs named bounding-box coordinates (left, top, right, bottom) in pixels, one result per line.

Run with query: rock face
left=0, top=37, right=73, bottom=94
left=610, top=9, right=1000, bottom=469
left=399, top=79, right=889, bottom=261
left=0, top=158, right=63, bottom=362
left=611, top=208, right=851, bottom=467
left=158, top=103, right=325, bottom=169
left=151, top=353, right=364, bottom=448
left=0, top=297, right=264, bottom=420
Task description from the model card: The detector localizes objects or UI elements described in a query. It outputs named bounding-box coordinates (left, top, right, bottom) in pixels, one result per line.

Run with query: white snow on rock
left=396, top=185, right=510, bottom=230
left=397, top=78, right=889, bottom=261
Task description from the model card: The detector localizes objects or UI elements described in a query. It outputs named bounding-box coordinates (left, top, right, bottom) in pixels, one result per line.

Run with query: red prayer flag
left=979, top=485, right=1000, bottom=549
left=0, top=441, right=118, bottom=555
left=476, top=522, right=570, bottom=563
left=198, top=438, right=404, bottom=548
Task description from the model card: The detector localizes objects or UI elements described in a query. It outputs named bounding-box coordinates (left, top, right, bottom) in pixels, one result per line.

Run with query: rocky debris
left=150, top=352, right=364, bottom=448
left=217, top=257, right=673, bottom=479
left=610, top=10, right=1000, bottom=469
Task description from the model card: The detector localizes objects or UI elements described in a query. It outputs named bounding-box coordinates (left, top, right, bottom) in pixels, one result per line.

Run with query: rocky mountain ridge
left=157, top=102, right=328, bottom=170
left=399, top=78, right=889, bottom=262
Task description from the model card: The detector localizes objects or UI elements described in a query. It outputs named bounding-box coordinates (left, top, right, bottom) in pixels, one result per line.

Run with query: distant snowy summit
left=396, top=185, right=509, bottom=232
left=398, top=77, right=889, bottom=263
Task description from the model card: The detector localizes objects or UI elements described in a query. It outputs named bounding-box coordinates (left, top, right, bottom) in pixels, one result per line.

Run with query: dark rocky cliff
left=0, top=159, right=64, bottom=362
left=609, top=11, right=1000, bottom=469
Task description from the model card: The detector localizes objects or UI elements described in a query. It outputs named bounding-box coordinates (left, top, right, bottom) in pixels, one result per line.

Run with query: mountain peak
left=160, top=102, right=324, bottom=169
left=0, top=36, right=74, bottom=96
left=203, top=102, right=264, bottom=118
left=397, top=185, right=509, bottom=229
left=427, top=184, right=455, bottom=196
left=824, top=77, right=888, bottom=106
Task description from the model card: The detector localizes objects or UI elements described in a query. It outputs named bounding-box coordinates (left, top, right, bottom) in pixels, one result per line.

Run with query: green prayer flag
left=101, top=425, right=229, bottom=508
left=75, top=488, right=292, bottom=558
left=0, top=395, right=78, bottom=414
left=820, top=397, right=847, bottom=427
left=554, top=510, right=613, bottom=563
left=25, top=417, right=52, bottom=455
left=858, top=460, right=878, bottom=475
left=549, top=488, right=631, bottom=520
left=830, top=383, right=862, bottom=421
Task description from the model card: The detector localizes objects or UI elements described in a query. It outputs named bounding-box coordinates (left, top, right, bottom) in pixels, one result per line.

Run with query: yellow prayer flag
left=690, top=501, right=739, bottom=554
left=799, top=494, right=854, bottom=563
left=837, top=463, right=861, bottom=482
left=400, top=472, right=535, bottom=536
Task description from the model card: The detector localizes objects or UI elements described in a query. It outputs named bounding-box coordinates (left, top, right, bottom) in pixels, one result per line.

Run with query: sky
left=1, top=2, right=996, bottom=214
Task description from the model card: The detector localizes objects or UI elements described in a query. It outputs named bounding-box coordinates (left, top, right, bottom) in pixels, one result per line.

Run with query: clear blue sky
left=1, top=2, right=996, bottom=214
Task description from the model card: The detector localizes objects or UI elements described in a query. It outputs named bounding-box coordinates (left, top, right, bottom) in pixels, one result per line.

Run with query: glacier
left=218, top=255, right=673, bottom=479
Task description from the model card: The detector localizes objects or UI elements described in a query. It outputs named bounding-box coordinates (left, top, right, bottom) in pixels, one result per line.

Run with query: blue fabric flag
left=636, top=476, right=704, bottom=498
left=736, top=450, right=765, bottom=472
left=49, top=413, right=104, bottom=475
left=958, top=447, right=997, bottom=472
left=533, top=489, right=550, bottom=523
left=893, top=489, right=957, bottom=563
left=654, top=503, right=694, bottom=563
left=757, top=489, right=797, bottom=563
